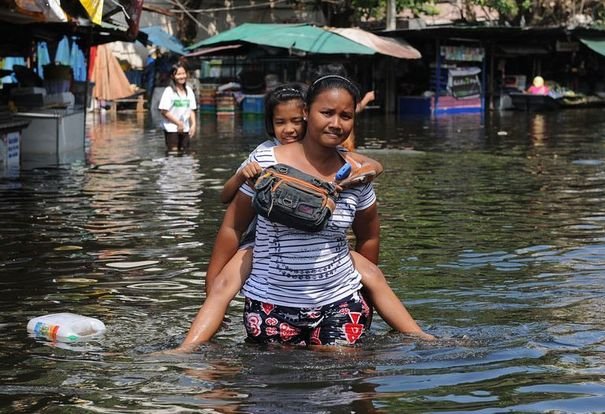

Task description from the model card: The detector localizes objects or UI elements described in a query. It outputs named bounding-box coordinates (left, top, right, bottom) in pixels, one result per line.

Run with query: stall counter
left=14, top=109, right=85, bottom=168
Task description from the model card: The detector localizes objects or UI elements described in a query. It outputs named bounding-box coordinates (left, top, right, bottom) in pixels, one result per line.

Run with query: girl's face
left=304, top=88, right=355, bottom=148
left=272, top=100, right=305, bottom=145
left=173, top=67, right=187, bottom=85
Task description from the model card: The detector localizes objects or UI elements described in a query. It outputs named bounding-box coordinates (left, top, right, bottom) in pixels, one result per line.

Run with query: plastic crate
left=242, top=94, right=264, bottom=114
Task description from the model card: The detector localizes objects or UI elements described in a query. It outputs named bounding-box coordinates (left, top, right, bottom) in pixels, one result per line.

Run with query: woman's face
left=272, top=100, right=305, bottom=145
left=305, top=88, right=355, bottom=148
left=173, top=67, right=187, bottom=84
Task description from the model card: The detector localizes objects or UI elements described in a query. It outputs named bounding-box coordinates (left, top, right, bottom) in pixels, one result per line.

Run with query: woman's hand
left=188, top=112, right=196, bottom=137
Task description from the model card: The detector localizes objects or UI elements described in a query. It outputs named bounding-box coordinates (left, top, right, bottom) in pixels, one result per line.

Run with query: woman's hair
left=168, top=62, right=188, bottom=92
left=264, top=83, right=306, bottom=137
left=306, top=74, right=360, bottom=109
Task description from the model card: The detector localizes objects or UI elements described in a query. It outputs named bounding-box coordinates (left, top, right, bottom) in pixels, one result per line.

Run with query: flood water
left=2, top=107, right=605, bottom=413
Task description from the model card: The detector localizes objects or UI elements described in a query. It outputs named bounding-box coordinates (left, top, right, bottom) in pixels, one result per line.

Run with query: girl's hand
left=176, top=121, right=184, bottom=132
left=241, top=162, right=262, bottom=180
left=188, top=126, right=196, bottom=138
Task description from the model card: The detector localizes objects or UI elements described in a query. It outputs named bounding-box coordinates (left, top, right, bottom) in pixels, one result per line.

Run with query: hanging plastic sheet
left=37, top=42, right=51, bottom=78
left=88, top=46, right=97, bottom=80
left=55, top=36, right=71, bottom=65
left=90, top=44, right=133, bottom=100
left=140, top=26, right=187, bottom=55
left=79, top=0, right=104, bottom=25
left=1, top=57, right=27, bottom=83
left=70, top=41, right=87, bottom=82
left=13, top=0, right=67, bottom=22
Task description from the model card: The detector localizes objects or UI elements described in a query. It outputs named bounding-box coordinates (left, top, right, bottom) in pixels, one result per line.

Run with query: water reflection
left=530, top=113, right=547, bottom=144
left=1, top=109, right=605, bottom=412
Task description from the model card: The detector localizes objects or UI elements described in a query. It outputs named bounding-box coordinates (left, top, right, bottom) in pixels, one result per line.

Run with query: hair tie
left=310, top=75, right=360, bottom=97
left=310, top=74, right=351, bottom=88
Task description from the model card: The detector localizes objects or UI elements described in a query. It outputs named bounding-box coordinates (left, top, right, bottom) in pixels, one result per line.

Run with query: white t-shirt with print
left=238, top=146, right=377, bottom=308
left=158, top=85, right=197, bottom=133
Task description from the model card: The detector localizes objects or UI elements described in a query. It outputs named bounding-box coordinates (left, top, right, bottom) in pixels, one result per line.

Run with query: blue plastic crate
left=242, top=94, right=264, bottom=114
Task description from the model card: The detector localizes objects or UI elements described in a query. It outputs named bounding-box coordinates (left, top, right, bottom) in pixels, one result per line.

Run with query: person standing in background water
left=341, top=89, right=375, bottom=151
left=158, top=62, right=197, bottom=152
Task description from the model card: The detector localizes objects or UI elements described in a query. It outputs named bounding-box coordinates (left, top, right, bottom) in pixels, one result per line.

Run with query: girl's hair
left=168, top=62, right=188, bottom=92
left=264, top=83, right=306, bottom=137
left=306, top=74, right=360, bottom=109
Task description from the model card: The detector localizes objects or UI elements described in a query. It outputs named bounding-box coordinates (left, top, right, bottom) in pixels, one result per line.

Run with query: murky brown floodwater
left=1, top=107, right=605, bottom=413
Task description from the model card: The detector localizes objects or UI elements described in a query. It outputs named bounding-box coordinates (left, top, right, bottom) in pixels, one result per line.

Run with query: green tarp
left=187, top=23, right=375, bottom=55
left=580, top=38, right=605, bottom=57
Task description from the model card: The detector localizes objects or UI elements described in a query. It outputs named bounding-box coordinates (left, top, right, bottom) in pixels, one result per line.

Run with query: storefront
left=0, top=0, right=145, bottom=173
left=397, top=42, right=485, bottom=116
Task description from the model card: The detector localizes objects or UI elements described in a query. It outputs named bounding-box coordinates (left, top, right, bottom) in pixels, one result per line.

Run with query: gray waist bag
left=252, top=164, right=338, bottom=232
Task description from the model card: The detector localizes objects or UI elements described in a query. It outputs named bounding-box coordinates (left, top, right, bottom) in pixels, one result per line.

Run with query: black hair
left=305, top=74, right=360, bottom=110
left=168, top=62, right=188, bottom=92
left=264, top=83, right=306, bottom=137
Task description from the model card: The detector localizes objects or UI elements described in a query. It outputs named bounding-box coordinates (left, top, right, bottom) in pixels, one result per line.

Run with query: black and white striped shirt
left=239, top=146, right=376, bottom=308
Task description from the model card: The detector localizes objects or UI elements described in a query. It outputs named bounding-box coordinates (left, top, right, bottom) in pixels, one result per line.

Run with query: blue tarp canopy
left=140, top=26, right=186, bottom=55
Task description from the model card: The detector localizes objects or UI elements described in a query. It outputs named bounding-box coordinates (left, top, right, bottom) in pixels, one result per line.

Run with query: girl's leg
left=165, top=131, right=179, bottom=151
left=206, top=244, right=253, bottom=294
left=178, top=132, right=190, bottom=151
left=351, top=251, right=434, bottom=339
left=177, top=248, right=252, bottom=352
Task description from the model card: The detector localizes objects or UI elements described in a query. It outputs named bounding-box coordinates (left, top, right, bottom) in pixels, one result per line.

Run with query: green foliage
left=397, top=0, right=439, bottom=16
left=483, top=0, right=520, bottom=18
left=352, top=0, right=383, bottom=20
left=351, top=0, right=602, bottom=27
left=352, top=0, right=439, bottom=19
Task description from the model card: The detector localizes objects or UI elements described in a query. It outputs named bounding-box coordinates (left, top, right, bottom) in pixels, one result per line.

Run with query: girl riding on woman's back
left=173, top=79, right=433, bottom=351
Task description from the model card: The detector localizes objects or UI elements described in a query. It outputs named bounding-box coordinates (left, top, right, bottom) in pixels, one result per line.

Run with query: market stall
left=0, top=0, right=145, bottom=172
left=398, top=44, right=485, bottom=116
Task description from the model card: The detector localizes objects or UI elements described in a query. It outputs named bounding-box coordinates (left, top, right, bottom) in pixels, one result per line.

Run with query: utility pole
left=386, top=0, right=396, bottom=30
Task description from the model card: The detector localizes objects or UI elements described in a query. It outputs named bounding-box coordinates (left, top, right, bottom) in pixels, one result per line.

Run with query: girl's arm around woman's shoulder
left=345, top=151, right=384, bottom=177
left=336, top=151, right=383, bottom=189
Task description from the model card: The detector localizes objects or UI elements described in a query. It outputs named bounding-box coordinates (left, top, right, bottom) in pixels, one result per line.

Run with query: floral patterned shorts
left=243, top=291, right=371, bottom=346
